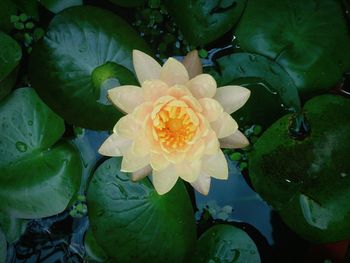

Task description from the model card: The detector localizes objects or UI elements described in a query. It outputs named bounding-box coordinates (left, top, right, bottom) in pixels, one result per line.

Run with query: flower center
left=153, top=101, right=199, bottom=150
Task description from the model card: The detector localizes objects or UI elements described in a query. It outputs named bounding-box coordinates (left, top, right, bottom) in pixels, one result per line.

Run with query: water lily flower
left=99, top=50, right=250, bottom=195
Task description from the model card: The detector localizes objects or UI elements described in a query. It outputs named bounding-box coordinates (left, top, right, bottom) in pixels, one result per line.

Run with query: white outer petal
left=214, top=86, right=251, bottom=114
left=98, top=133, right=131, bottom=156
left=152, top=165, right=179, bottom=195
left=220, top=130, right=250, bottom=149
left=133, top=50, right=162, bottom=84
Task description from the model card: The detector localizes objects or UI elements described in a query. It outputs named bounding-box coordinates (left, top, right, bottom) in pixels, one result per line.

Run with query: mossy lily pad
left=0, top=88, right=81, bottom=241
left=87, top=157, right=197, bottom=262
left=235, top=0, right=350, bottom=97
left=29, top=6, right=151, bottom=130
left=193, top=224, right=261, bottom=263
left=0, top=32, right=22, bottom=101
left=165, top=0, right=247, bottom=46
left=249, top=94, right=350, bottom=243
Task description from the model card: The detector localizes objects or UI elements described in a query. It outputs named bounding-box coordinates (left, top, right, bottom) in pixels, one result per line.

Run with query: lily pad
left=39, top=0, right=82, bottom=13
left=209, top=52, right=300, bottom=128
left=0, top=228, right=6, bottom=263
left=249, top=94, right=350, bottom=242
left=0, top=32, right=22, bottom=101
left=84, top=228, right=108, bottom=262
left=0, top=0, right=17, bottom=33
left=235, top=0, right=350, bottom=97
left=87, top=157, right=197, bottom=262
left=165, top=0, right=247, bottom=46
left=107, top=0, right=146, bottom=7
left=29, top=6, right=151, bottom=130
left=194, top=224, right=261, bottom=263
left=0, top=88, right=81, bottom=235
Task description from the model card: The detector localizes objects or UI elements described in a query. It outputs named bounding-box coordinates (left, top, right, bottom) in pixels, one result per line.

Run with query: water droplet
left=250, top=250, right=256, bottom=255
left=15, top=141, right=27, bottom=152
left=340, top=172, right=347, bottom=178
left=27, top=120, right=33, bottom=126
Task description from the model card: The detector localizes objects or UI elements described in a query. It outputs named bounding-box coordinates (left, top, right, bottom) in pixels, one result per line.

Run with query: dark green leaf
left=87, top=157, right=197, bottom=262
left=0, top=214, right=27, bottom=243
left=0, top=0, right=17, bottom=33
left=29, top=6, right=151, bottom=130
left=0, top=227, right=6, bottom=263
left=235, top=0, right=350, bottom=97
left=194, top=224, right=260, bottom=263
left=0, top=88, right=81, bottom=221
left=107, top=0, right=146, bottom=7
left=84, top=228, right=108, bottom=262
left=165, top=0, right=247, bottom=46
left=249, top=94, right=350, bottom=242
left=39, top=0, right=82, bottom=13
left=0, top=32, right=22, bottom=101
left=12, top=0, right=38, bottom=20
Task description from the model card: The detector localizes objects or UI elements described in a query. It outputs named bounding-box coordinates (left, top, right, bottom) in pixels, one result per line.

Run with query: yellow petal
left=182, top=50, right=203, bottom=79
left=187, top=74, right=217, bottom=99
left=131, top=165, right=152, bottom=181
left=201, top=150, right=228, bottom=180
left=113, top=114, right=139, bottom=139
left=150, top=153, right=170, bottom=171
left=133, top=50, right=162, bottom=84
left=121, top=148, right=150, bottom=172
left=160, top=58, right=189, bottom=86
left=175, top=160, right=201, bottom=183
left=108, top=85, right=143, bottom=114
left=199, top=98, right=223, bottom=122
left=152, top=165, right=179, bottom=195
left=98, top=133, right=131, bottom=156
left=211, top=112, right=238, bottom=138
left=220, top=130, right=250, bottom=149
left=190, top=173, right=211, bottom=195
left=142, top=80, right=169, bottom=102
left=214, top=86, right=251, bottom=114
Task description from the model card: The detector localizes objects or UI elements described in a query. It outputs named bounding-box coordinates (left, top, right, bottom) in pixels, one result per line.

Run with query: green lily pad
left=0, top=214, right=27, bottom=244
left=0, top=32, right=22, bottom=101
left=165, top=0, right=247, bottom=46
left=209, top=52, right=300, bottom=128
left=87, top=157, right=197, bottom=262
left=39, top=0, right=82, bottom=14
left=249, top=94, right=350, bottom=242
left=107, top=0, right=146, bottom=7
left=29, top=6, right=151, bottom=130
left=235, top=0, right=350, bottom=97
left=194, top=224, right=260, bottom=263
left=84, top=228, right=108, bottom=262
left=0, top=228, right=6, bottom=263
left=0, top=0, right=17, bottom=33
left=0, top=88, right=81, bottom=226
